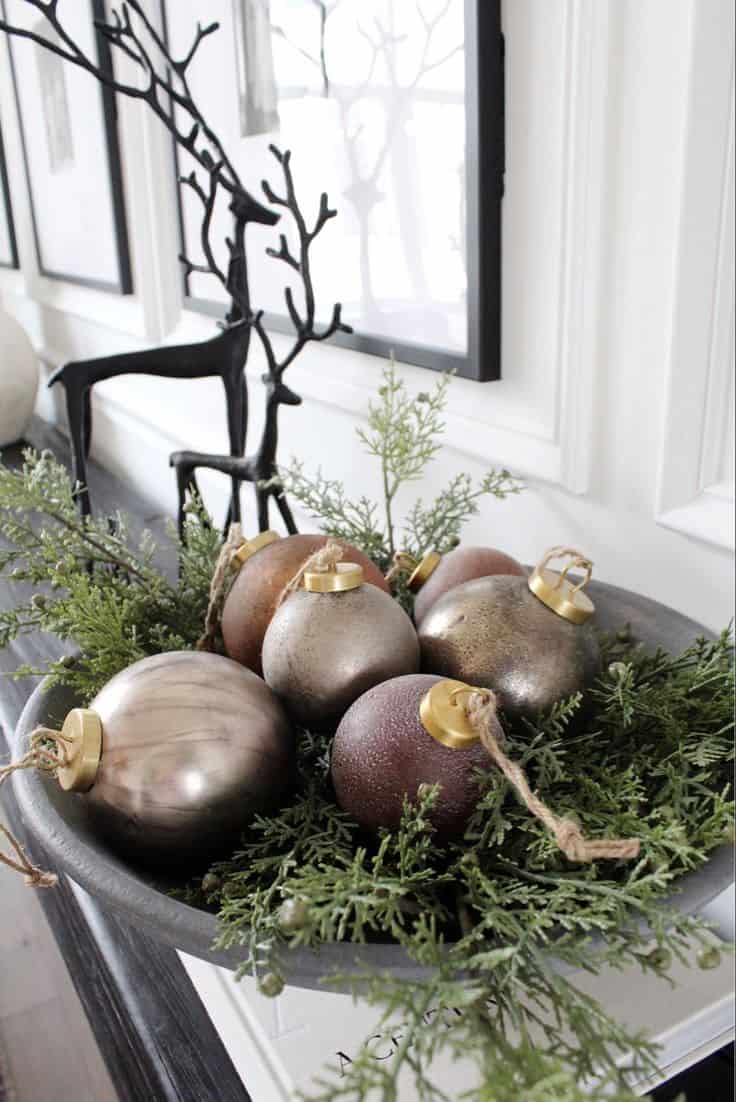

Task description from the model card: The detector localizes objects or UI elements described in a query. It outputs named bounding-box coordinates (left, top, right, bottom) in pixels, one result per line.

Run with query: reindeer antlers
left=254, top=145, right=352, bottom=382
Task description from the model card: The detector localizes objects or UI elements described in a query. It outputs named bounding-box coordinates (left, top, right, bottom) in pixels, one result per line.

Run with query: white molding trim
left=0, top=34, right=36, bottom=297
left=555, top=0, right=611, bottom=494
left=178, top=954, right=293, bottom=1102
left=0, top=27, right=150, bottom=338
left=699, top=84, right=735, bottom=492
left=111, top=0, right=183, bottom=344
left=655, top=0, right=735, bottom=550
left=658, top=485, right=734, bottom=552
left=0, top=267, right=24, bottom=298
left=26, top=276, right=148, bottom=337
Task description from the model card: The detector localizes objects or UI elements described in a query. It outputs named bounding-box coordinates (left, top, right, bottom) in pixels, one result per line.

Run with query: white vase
left=0, top=305, right=39, bottom=447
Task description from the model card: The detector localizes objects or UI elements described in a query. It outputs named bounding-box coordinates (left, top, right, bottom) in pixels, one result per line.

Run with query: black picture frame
left=166, top=0, right=504, bottom=382
left=0, top=114, right=19, bottom=269
left=3, top=0, right=132, bottom=294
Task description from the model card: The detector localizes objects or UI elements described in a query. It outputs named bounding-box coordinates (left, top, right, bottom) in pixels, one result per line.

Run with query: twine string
left=537, top=546, right=593, bottom=596
left=464, top=692, right=640, bottom=863
left=384, top=551, right=418, bottom=586
left=276, top=539, right=344, bottom=608
left=197, top=522, right=244, bottom=652
left=0, top=726, right=72, bottom=887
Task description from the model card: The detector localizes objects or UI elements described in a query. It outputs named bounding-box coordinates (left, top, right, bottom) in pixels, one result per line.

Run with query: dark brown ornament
left=418, top=549, right=600, bottom=719
left=331, top=674, right=493, bottom=837
left=411, top=546, right=527, bottom=626
left=222, top=533, right=390, bottom=675
left=53, top=651, right=293, bottom=863
left=261, top=563, right=419, bottom=728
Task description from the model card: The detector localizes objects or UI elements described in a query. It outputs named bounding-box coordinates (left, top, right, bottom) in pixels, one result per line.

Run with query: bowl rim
left=10, top=577, right=735, bottom=990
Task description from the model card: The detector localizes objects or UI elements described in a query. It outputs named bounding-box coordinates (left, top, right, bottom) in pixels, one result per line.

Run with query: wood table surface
left=0, top=420, right=251, bottom=1102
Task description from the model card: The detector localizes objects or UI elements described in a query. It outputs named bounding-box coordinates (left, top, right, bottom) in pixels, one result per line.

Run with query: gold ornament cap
left=57, top=708, right=103, bottom=793
left=233, top=530, right=280, bottom=566
left=303, top=562, right=364, bottom=593
left=419, top=679, right=484, bottom=750
left=528, top=546, right=595, bottom=624
left=407, top=551, right=442, bottom=592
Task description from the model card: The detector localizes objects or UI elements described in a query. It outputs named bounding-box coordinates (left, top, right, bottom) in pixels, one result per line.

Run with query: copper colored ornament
left=419, top=547, right=600, bottom=719
left=262, top=560, right=419, bottom=728
left=331, top=674, right=492, bottom=837
left=222, top=533, right=390, bottom=675
left=410, top=546, right=527, bottom=626
left=39, top=651, right=293, bottom=863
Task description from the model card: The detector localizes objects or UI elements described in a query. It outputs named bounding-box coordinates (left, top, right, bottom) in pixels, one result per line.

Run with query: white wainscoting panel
left=655, top=0, right=735, bottom=550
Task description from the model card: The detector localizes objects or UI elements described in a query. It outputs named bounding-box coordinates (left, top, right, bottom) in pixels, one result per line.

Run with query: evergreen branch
left=0, top=451, right=220, bottom=701
left=203, top=631, right=734, bottom=1102
left=404, top=470, right=523, bottom=559
left=357, top=362, right=449, bottom=554
left=278, top=363, right=523, bottom=576
left=271, top=460, right=388, bottom=568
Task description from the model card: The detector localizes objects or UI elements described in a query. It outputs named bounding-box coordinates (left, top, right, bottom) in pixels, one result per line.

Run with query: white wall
left=1, top=0, right=733, bottom=631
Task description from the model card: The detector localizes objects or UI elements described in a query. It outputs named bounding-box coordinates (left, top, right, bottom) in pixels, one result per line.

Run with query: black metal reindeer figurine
left=171, top=146, right=351, bottom=535
left=48, top=312, right=258, bottom=521
left=0, top=2, right=351, bottom=529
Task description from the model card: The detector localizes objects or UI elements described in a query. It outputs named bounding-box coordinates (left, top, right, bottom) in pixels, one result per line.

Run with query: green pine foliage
left=0, top=448, right=221, bottom=700
left=274, top=362, right=523, bottom=573
left=202, top=631, right=734, bottom=1102
left=0, top=414, right=733, bottom=1102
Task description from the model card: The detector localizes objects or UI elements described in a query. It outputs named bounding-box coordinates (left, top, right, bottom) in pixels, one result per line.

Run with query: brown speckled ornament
left=411, top=546, right=527, bottom=626
left=49, top=651, right=293, bottom=863
left=333, top=673, right=642, bottom=861
left=222, top=533, right=390, bottom=675
left=262, top=563, right=420, bottom=728
left=331, top=674, right=493, bottom=837
left=419, top=549, right=600, bottom=719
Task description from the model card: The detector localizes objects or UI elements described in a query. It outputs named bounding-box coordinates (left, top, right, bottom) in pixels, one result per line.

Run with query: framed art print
left=3, top=0, right=132, bottom=293
left=164, top=0, right=503, bottom=381
left=0, top=113, right=18, bottom=268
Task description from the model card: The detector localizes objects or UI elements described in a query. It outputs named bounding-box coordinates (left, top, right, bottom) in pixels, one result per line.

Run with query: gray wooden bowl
left=10, top=579, right=734, bottom=990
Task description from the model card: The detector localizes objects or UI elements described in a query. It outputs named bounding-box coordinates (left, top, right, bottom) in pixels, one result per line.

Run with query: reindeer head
left=230, top=187, right=279, bottom=228
left=263, top=376, right=302, bottom=406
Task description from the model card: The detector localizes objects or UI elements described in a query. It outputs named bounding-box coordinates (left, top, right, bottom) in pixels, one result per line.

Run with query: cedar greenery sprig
left=0, top=449, right=221, bottom=701
left=201, top=631, right=734, bottom=1102
left=274, top=362, right=523, bottom=572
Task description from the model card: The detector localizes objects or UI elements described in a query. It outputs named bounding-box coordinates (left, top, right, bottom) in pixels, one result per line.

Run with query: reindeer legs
left=61, top=379, right=92, bottom=517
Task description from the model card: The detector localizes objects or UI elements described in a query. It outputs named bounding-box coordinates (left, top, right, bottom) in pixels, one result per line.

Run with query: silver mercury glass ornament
left=418, top=547, right=600, bottom=719
left=262, top=560, right=420, bottom=729
left=44, top=650, right=293, bottom=863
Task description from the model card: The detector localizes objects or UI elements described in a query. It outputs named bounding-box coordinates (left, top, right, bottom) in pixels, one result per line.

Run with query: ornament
left=418, top=547, right=600, bottom=719
left=331, top=674, right=491, bottom=837
left=0, top=307, right=39, bottom=447
left=261, top=543, right=419, bottom=728
left=222, top=532, right=390, bottom=675
left=10, top=651, right=293, bottom=865
left=332, top=676, right=640, bottom=860
left=408, top=546, right=527, bottom=626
